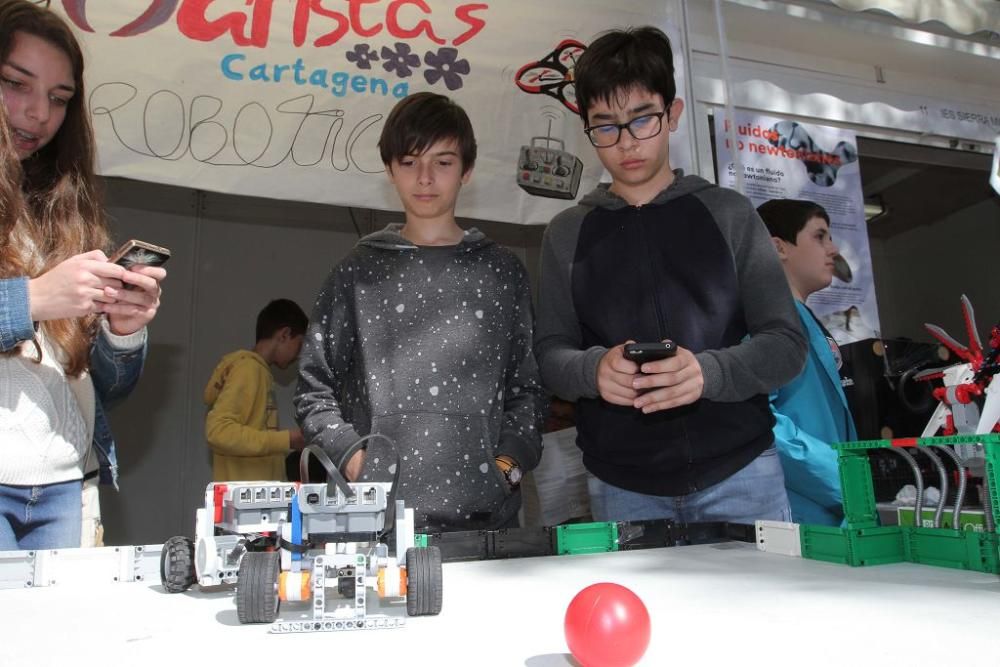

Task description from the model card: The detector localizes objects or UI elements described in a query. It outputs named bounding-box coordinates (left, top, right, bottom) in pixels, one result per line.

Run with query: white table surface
left=2, top=541, right=998, bottom=667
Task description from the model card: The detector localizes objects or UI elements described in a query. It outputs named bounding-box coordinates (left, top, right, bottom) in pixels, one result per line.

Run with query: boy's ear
left=461, top=165, right=474, bottom=185
left=277, top=325, right=293, bottom=341
left=772, top=237, right=788, bottom=260
left=385, top=162, right=396, bottom=184
left=667, top=98, right=684, bottom=132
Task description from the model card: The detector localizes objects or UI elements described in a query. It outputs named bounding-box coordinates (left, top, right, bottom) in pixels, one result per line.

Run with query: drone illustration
left=768, top=121, right=858, bottom=187
left=515, top=39, right=586, bottom=114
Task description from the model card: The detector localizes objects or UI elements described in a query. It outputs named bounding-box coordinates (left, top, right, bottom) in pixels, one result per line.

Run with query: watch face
left=507, top=466, right=523, bottom=486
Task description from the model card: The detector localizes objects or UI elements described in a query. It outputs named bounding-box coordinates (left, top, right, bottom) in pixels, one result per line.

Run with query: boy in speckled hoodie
left=295, top=93, right=545, bottom=533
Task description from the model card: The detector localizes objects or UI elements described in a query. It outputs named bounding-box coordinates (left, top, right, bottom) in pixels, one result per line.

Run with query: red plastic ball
left=564, top=582, right=651, bottom=667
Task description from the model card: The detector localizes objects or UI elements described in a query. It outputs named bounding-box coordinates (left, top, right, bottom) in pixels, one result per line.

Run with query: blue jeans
left=0, top=480, right=82, bottom=551
left=588, top=447, right=792, bottom=524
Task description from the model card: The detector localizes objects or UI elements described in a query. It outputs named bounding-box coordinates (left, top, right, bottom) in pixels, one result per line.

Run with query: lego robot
left=159, top=444, right=443, bottom=632
left=916, top=295, right=1000, bottom=465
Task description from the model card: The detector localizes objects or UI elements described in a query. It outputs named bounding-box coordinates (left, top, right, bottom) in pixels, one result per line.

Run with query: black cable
left=897, top=366, right=936, bottom=414
left=299, top=444, right=354, bottom=500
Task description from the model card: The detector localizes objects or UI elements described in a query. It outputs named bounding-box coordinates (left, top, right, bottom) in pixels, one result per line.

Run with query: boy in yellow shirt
left=205, top=299, right=307, bottom=481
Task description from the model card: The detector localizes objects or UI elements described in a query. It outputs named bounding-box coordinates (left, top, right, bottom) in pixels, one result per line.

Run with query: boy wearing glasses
left=534, top=27, right=806, bottom=524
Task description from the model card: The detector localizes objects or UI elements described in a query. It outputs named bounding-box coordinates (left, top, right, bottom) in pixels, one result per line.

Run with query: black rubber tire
left=405, top=546, right=443, bottom=616
left=160, top=536, right=196, bottom=593
left=236, top=551, right=280, bottom=624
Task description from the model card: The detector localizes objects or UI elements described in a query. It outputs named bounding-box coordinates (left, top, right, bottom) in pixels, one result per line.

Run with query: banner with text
left=58, top=1, right=688, bottom=225
left=714, top=110, right=881, bottom=344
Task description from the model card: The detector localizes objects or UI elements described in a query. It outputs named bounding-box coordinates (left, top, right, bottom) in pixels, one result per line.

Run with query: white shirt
left=0, top=329, right=94, bottom=485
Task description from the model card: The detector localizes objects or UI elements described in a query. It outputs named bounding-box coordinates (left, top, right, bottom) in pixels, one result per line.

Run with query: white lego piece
left=0, top=545, right=162, bottom=589
left=755, top=520, right=802, bottom=557
left=395, top=503, right=414, bottom=562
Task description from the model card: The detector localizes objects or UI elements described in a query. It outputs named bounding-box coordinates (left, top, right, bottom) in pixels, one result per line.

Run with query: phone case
left=623, top=341, right=677, bottom=363
left=111, top=240, right=171, bottom=269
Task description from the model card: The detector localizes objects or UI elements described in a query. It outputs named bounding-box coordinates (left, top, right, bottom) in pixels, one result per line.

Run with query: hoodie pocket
left=364, top=412, right=510, bottom=531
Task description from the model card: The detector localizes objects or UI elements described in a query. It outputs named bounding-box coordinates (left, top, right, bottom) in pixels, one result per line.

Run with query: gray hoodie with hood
left=535, top=172, right=806, bottom=496
left=295, top=224, right=545, bottom=532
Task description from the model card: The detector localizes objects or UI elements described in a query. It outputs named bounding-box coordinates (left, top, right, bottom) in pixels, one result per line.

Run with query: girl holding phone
left=0, top=0, right=166, bottom=550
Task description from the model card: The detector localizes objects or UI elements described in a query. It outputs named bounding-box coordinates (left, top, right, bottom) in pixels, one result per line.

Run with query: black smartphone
left=109, top=239, right=171, bottom=269
left=623, top=341, right=677, bottom=364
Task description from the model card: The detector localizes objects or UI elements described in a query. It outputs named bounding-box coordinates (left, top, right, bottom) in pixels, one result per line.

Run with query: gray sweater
left=295, top=225, right=545, bottom=531
left=534, top=174, right=807, bottom=495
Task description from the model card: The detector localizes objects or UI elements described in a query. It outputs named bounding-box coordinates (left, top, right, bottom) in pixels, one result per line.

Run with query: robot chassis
left=159, top=469, right=443, bottom=633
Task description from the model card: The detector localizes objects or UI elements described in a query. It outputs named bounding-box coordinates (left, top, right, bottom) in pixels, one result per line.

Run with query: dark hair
left=574, top=26, right=676, bottom=124
left=756, top=199, right=831, bottom=244
left=378, top=92, right=476, bottom=174
left=256, top=299, right=307, bottom=341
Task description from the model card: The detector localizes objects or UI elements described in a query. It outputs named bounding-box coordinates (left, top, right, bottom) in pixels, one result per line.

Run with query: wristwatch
left=494, top=456, right=522, bottom=488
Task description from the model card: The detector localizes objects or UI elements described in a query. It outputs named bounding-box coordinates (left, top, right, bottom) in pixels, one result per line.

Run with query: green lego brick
left=832, top=434, right=1000, bottom=451
left=849, top=527, right=905, bottom=566
left=904, top=528, right=1000, bottom=574
left=413, top=534, right=428, bottom=548
left=554, top=522, right=618, bottom=555
left=800, top=525, right=905, bottom=567
left=838, top=450, right=879, bottom=528
left=986, top=444, right=1000, bottom=530
left=800, top=525, right=852, bottom=565
left=832, top=438, right=895, bottom=451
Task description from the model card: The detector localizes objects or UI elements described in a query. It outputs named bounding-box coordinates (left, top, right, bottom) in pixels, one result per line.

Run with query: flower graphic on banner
left=423, top=48, right=470, bottom=91
left=380, top=42, right=421, bottom=78
left=515, top=39, right=586, bottom=114
left=346, top=44, right=380, bottom=70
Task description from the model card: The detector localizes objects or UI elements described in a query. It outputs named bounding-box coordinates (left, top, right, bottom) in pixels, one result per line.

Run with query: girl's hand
left=101, top=264, right=166, bottom=336
left=28, top=250, right=124, bottom=322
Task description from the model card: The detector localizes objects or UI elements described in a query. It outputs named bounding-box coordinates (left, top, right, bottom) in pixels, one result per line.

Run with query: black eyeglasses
left=584, top=111, right=666, bottom=148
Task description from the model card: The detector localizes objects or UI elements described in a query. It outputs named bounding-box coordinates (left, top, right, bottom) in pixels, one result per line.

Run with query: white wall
left=98, top=176, right=543, bottom=545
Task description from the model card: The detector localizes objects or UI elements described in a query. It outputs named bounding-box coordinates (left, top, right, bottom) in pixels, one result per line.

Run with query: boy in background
left=534, top=27, right=806, bottom=523
left=295, top=92, right=545, bottom=533
left=205, top=299, right=307, bottom=481
left=758, top=198, right=857, bottom=526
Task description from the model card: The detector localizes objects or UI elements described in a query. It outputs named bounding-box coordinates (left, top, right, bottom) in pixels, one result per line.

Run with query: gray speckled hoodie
left=295, top=225, right=546, bottom=532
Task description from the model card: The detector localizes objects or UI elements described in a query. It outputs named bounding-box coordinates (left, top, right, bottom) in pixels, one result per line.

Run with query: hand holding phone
left=623, top=341, right=677, bottom=365
left=628, top=341, right=705, bottom=413
left=100, top=240, right=167, bottom=336
left=109, top=239, right=171, bottom=269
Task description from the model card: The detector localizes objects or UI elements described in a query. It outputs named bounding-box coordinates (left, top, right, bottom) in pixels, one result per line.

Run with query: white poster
left=55, top=1, right=688, bottom=225
left=714, top=110, right=881, bottom=344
